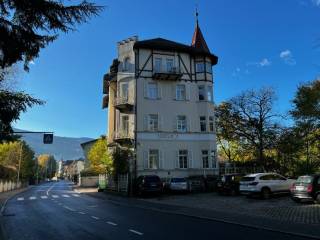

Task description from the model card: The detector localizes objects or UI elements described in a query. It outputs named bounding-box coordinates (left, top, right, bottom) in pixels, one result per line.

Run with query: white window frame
left=176, top=84, right=186, bottom=101
left=202, top=150, right=209, bottom=169
left=178, top=150, right=188, bottom=169
left=121, top=115, right=129, bottom=135
left=209, top=116, right=214, bottom=132
left=177, top=115, right=187, bottom=132
left=200, top=116, right=206, bottom=132
left=149, top=149, right=159, bottom=169
left=166, top=58, right=174, bottom=72
left=121, top=83, right=129, bottom=99
left=155, top=58, right=162, bottom=73
left=207, top=86, right=213, bottom=102
left=198, top=85, right=206, bottom=101
left=123, top=57, right=130, bottom=72
left=148, top=114, right=158, bottom=131
left=147, top=82, right=158, bottom=99
left=211, top=150, right=217, bottom=168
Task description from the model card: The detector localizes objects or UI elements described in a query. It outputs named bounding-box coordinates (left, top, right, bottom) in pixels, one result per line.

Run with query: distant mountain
left=14, top=129, right=93, bottom=160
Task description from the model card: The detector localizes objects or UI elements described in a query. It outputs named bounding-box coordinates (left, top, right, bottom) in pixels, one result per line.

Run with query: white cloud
left=29, top=60, right=35, bottom=65
left=259, top=58, right=271, bottom=67
left=280, top=50, right=296, bottom=65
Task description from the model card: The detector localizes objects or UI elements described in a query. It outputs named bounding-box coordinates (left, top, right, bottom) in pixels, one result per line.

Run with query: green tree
left=37, top=154, right=56, bottom=179
left=0, top=0, right=103, bottom=70
left=88, top=137, right=113, bottom=174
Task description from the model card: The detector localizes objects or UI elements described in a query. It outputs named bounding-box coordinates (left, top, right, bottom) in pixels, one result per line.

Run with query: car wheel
left=315, top=194, right=320, bottom=204
left=261, top=187, right=271, bottom=199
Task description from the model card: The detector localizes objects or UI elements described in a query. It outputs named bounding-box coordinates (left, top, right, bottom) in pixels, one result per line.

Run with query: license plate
left=296, top=186, right=304, bottom=191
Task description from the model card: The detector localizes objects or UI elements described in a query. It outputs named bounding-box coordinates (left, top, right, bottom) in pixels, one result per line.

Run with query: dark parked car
left=134, top=175, right=162, bottom=196
left=204, top=175, right=219, bottom=192
left=187, top=176, right=206, bottom=192
left=290, top=174, right=320, bottom=203
left=217, top=174, right=244, bottom=196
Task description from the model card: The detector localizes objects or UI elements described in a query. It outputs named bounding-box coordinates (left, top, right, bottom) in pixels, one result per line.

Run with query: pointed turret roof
left=191, top=11, right=210, bottom=52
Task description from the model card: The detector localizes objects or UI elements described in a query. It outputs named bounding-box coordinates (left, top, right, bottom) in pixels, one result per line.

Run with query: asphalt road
left=0, top=181, right=314, bottom=240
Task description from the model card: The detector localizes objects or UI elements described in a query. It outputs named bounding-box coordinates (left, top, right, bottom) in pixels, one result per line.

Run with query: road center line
left=63, top=206, right=75, bottom=211
left=17, top=197, right=24, bottom=201
left=29, top=196, right=36, bottom=200
left=41, top=196, right=48, bottom=199
left=129, top=229, right=144, bottom=236
left=78, top=212, right=86, bottom=215
left=91, top=216, right=100, bottom=220
left=107, top=221, right=117, bottom=226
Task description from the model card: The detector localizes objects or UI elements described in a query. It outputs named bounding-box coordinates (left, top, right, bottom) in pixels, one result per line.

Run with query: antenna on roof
left=195, top=3, right=199, bottom=26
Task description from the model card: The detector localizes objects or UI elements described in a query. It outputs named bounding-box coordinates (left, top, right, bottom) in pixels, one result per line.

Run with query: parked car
left=187, top=176, right=206, bottom=192
left=134, top=175, right=162, bottom=196
left=239, top=173, right=295, bottom=199
left=290, top=174, right=320, bottom=203
left=217, top=174, right=244, bottom=196
left=204, top=175, right=219, bottom=192
left=168, top=177, right=188, bottom=192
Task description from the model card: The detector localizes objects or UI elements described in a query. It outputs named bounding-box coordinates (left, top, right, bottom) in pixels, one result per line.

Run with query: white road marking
left=107, top=221, right=117, bottom=226
left=52, top=195, right=59, bottom=198
left=63, top=206, right=75, bottom=211
left=62, top=194, right=70, bottom=198
left=91, top=216, right=100, bottom=220
left=29, top=196, right=36, bottom=200
left=41, top=196, right=48, bottom=199
left=129, top=229, right=144, bottom=236
left=72, top=194, right=80, bottom=197
left=78, top=212, right=86, bottom=215
left=17, top=197, right=24, bottom=201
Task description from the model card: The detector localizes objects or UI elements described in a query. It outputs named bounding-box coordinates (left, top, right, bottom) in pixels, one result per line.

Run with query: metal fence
left=99, top=174, right=128, bottom=193
left=0, top=180, right=26, bottom=193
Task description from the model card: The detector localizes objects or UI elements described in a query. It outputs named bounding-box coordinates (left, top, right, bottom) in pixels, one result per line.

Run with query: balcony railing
left=153, top=67, right=183, bottom=81
left=114, top=96, right=134, bottom=113
left=113, top=130, right=134, bottom=145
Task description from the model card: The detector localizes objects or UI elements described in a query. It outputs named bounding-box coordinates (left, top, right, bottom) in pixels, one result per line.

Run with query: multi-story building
left=102, top=18, right=219, bottom=179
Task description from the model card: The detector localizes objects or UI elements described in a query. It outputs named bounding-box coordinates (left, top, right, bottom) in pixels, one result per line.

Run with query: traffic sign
left=43, top=133, right=53, bottom=144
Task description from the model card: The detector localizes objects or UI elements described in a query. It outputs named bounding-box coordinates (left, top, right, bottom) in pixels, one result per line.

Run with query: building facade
left=103, top=19, right=219, bottom=179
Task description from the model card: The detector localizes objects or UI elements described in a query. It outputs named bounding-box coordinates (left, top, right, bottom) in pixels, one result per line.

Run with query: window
left=121, top=83, right=128, bottom=99
left=196, top=62, right=205, bottom=72
left=206, top=62, right=212, bottom=73
left=149, top=149, right=159, bottom=169
left=148, top=114, right=158, bottom=131
left=207, top=86, right=213, bottom=102
left=209, top=116, right=214, bottom=132
left=260, top=175, right=273, bottom=180
left=202, top=150, right=209, bottom=168
left=200, top=116, right=206, bottom=132
left=155, top=58, right=162, bottom=73
left=123, top=57, right=130, bottom=72
left=147, top=82, right=158, bottom=99
left=177, top=115, right=187, bottom=132
left=198, top=85, right=206, bottom=101
left=176, top=84, right=186, bottom=101
left=178, top=150, right=188, bottom=168
left=211, top=150, right=216, bottom=168
left=121, top=115, right=129, bottom=134
left=166, top=59, right=174, bottom=72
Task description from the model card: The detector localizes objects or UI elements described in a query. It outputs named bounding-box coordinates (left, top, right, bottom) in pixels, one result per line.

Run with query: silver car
left=169, top=178, right=188, bottom=191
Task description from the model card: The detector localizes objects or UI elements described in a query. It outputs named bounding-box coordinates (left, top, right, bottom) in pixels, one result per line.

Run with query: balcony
left=114, top=96, right=134, bottom=113
left=153, top=67, right=183, bottom=81
left=114, top=131, right=134, bottom=146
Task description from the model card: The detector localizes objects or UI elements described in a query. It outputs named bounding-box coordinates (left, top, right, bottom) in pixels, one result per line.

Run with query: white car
left=169, top=178, right=188, bottom=192
left=239, top=173, right=296, bottom=199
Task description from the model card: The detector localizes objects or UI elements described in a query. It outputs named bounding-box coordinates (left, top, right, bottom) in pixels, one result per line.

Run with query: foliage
left=112, top=147, right=131, bottom=176
left=0, top=0, right=103, bottom=70
left=37, top=154, right=56, bottom=179
left=87, top=137, right=113, bottom=174
left=80, top=168, right=100, bottom=177
left=215, top=87, right=280, bottom=169
left=0, top=140, right=35, bottom=180
left=0, top=90, right=44, bottom=142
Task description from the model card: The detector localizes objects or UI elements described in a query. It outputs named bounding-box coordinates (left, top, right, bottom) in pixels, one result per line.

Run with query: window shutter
left=188, top=151, right=193, bottom=168
left=143, top=151, right=149, bottom=169
left=159, top=150, right=164, bottom=169
left=187, top=117, right=191, bottom=132
left=186, top=84, right=190, bottom=101
left=144, top=81, right=148, bottom=98
left=175, top=150, right=179, bottom=168
left=157, top=84, right=162, bottom=99
left=173, top=116, right=177, bottom=132
left=172, top=85, right=177, bottom=100
left=143, top=115, right=148, bottom=131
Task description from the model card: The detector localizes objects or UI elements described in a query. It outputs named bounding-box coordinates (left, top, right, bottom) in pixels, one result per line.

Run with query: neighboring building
left=57, top=159, right=63, bottom=178
left=102, top=16, right=219, bottom=179
left=80, top=139, right=98, bottom=169
left=63, top=159, right=85, bottom=182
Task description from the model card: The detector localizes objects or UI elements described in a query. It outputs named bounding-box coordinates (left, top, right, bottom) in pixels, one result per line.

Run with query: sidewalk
left=0, top=187, right=30, bottom=213
left=81, top=191, right=320, bottom=239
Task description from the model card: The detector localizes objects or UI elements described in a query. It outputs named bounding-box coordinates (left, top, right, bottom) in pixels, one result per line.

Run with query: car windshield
left=172, top=178, right=186, bottom=182
left=241, top=177, right=256, bottom=182
left=146, top=176, right=160, bottom=182
left=296, top=176, right=313, bottom=184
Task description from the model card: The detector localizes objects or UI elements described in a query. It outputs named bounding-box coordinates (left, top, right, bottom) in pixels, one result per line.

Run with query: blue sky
left=14, top=0, right=320, bottom=138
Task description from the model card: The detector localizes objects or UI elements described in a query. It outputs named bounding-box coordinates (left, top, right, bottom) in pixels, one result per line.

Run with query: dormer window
left=166, top=59, right=174, bottom=72
left=196, top=62, right=205, bottom=73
